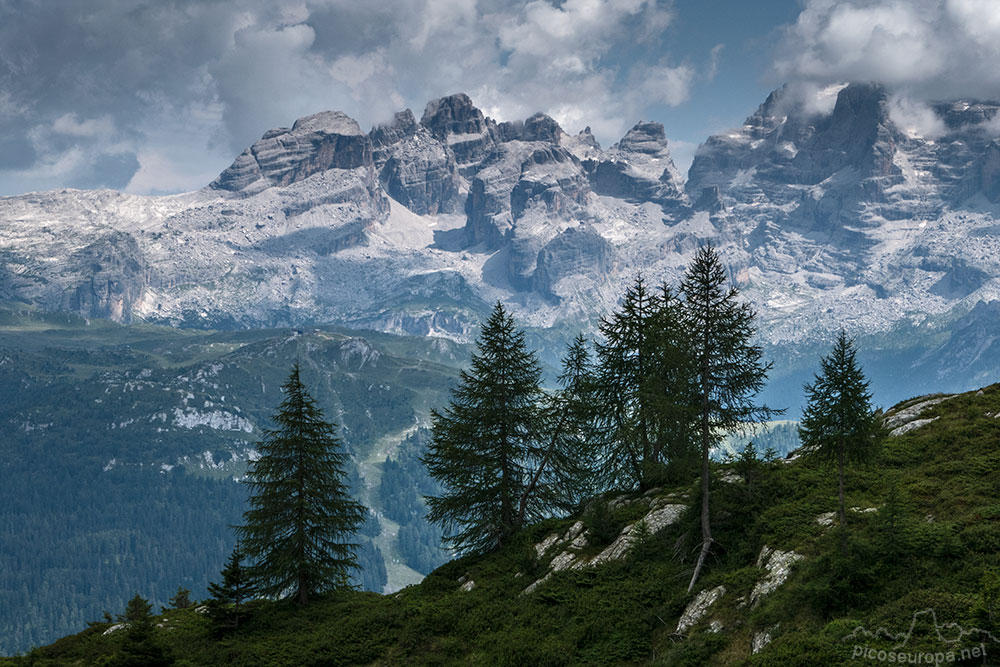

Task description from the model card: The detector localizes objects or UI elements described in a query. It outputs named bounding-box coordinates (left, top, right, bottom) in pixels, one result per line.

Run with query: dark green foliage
left=593, top=278, right=699, bottom=490
left=731, top=442, right=766, bottom=490
left=581, top=498, right=620, bottom=547
left=423, top=302, right=545, bottom=554
left=520, top=334, right=600, bottom=520
left=974, top=569, right=1000, bottom=636
left=800, top=331, right=881, bottom=553
left=238, top=363, right=367, bottom=604
left=206, top=548, right=255, bottom=634
left=876, top=476, right=914, bottom=560
left=164, top=588, right=191, bottom=612
left=20, top=383, right=1000, bottom=667
left=117, top=594, right=154, bottom=630
left=0, top=306, right=464, bottom=655
left=108, top=595, right=173, bottom=667
left=681, top=244, right=776, bottom=590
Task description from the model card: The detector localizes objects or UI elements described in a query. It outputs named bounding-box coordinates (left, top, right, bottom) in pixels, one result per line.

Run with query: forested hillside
left=9, top=382, right=1000, bottom=665
left=0, top=304, right=464, bottom=655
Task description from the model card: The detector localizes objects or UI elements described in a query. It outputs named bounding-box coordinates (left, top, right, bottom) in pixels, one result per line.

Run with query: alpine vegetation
left=237, top=363, right=367, bottom=605
left=422, top=302, right=591, bottom=554
left=800, top=331, right=882, bottom=554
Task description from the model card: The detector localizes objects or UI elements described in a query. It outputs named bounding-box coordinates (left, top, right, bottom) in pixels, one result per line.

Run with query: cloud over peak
left=0, top=0, right=692, bottom=196
left=774, top=0, right=1000, bottom=102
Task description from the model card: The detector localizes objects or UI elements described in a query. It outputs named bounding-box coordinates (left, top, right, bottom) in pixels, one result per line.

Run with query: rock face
left=750, top=545, right=804, bottom=607
left=372, top=110, right=462, bottom=215
left=676, top=585, right=726, bottom=634
left=523, top=495, right=687, bottom=594
left=64, top=232, right=148, bottom=323
left=420, top=93, right=498, bottom=177
left=585, top=121, right=687, bottom=211
left=212, top=111, right=376, bottom=194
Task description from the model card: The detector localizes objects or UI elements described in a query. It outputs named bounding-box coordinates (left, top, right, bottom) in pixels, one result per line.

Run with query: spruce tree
left=110, top=595, right=173, bottom=667
left=682, top=245, right=777, bottom=591
left=423, top=302, right=544, bottom=554
left=163, top=587, right=191, bottom=612
left=594, top=277, right=696, bottom=489
left=206, top=547, right=255, bottom=633
left=516, top=334, right=598, bottom=525
left=644, top=283, right=700, bottom=483
left=237, top=363, right=367, bottom=605
left=799, top=331, right=881, bottom=555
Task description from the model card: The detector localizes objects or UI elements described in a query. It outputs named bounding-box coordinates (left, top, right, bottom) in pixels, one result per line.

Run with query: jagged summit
left=211, top=109, right=373, bottom=194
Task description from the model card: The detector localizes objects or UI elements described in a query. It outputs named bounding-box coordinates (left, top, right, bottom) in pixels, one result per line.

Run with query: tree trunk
left=838, top=440, right=847, bottom=556
left=688, top=346, right=713, bottom=592
left=688, top=434, right=712, bottom=592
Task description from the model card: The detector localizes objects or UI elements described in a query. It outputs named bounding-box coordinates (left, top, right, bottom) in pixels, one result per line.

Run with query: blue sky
left=1, top=0, right=999, bottom=196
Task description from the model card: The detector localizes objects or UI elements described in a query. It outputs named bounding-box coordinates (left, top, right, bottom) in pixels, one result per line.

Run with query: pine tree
left=110, top=594, right=173, bottom=667
left=799, top=331, right=881, bottom=555
left=162, top=587, right=190, bottom=612
left=206, top=547, right=256, bottom=633
left=682, top=245, right=777, bottom=591
left=237, top=363, right=367, bottom=605
left=594, top=278, right=697, bottom=489
left=516, top=334, right=598, bottom=525
left=423, top=302, right=544, bottom=554
left=117, top=594, right=154, bottom=632
left=644, top=283, right=700, bottom=483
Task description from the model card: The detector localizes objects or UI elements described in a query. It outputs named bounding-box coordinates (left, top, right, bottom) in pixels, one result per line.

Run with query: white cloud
left=706, top=44, right=724, bottom=82
left=0, top=0, right=690, bottom=195
left=50, top=114, right=115, bottom=139
left=887, top=95, right=947, bottom=139
left=775, top=0, right=1000, bottom=102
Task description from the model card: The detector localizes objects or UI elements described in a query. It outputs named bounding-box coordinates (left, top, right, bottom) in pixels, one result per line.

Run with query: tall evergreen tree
left=206, top=546, right=256, bottom=633
left=423, top=302, right=544, bottom=554
left=799, top=331, right=881, bottom=555
left=516, top=334, right=598, bottom=525
left=644, top=283, right=701, bottom=483
left=594, top=277, right=697, bottom=490
left=237, top=363, right=366, bottom=605
left=682, top=245, right=777, bottom=591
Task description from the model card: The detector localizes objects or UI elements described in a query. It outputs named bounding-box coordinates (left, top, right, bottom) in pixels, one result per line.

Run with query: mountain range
left=3, top=82, right=1000, bottom=404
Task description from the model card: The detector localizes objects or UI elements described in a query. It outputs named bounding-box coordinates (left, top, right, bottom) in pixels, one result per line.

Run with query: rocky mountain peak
left=211, top=109, right=374, bottom=194
left=615, top=121, right=671, bottom=156
left=370, top=109, right=418, bottom=149
left=290, top=110, right=364, bottom=136
left=522, top=113, right=564, bottom=143
left=420, top=93, right=491, bottom=140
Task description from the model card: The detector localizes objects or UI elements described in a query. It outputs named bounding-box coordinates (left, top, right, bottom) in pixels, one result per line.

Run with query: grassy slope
left=7, top=385, right=1000, bottom=666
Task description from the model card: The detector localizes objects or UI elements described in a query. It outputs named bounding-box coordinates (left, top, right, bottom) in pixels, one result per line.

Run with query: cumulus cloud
left=0, top=0, right=690, bottom=196
left=774, top=0, right=1000, bottom=102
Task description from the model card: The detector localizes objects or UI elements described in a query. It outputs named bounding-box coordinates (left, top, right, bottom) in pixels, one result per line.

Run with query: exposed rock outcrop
left=585, top=121, right=686, bottom=210
left=676, top=585, right=726, bottom=634
left=420, top=93, right=498, bottom=178
left=750, top=546, right=804, bottom=607
left=523, top=496, right=687, bottom=595
left=212, top=111, right=376, bottom=195
left=64, top=232, right=149, bottom=323
left=372, top=111, right=462, bottom=215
